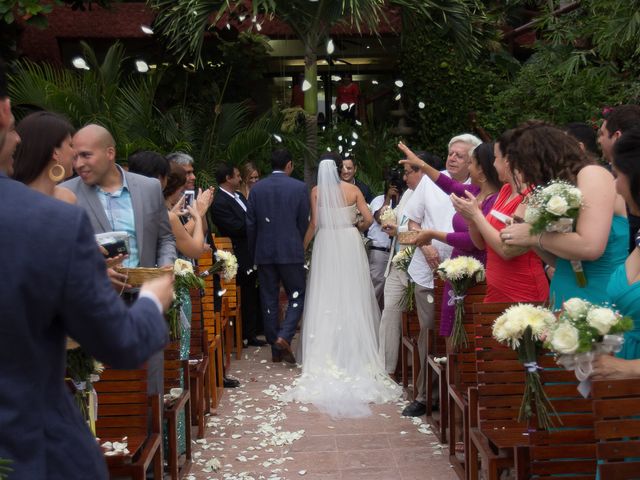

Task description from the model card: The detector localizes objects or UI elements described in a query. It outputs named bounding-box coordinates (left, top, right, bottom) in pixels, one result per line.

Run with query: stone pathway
left=184, top=341, right=456, bottom=480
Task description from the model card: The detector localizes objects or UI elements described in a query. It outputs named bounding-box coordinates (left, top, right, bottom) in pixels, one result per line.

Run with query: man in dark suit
left=61, top=124, right=176, bottom=398
left=247, top=149, right=310, bottom=363
left=340, top=156, right=374, bottom=203
left=0, top=61, right=174, bottom=479
left=210, top=163, right=266, bottom=347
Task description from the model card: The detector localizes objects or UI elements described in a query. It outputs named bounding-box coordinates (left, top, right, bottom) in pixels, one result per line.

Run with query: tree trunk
left=303, top=43, right=318, bottom=187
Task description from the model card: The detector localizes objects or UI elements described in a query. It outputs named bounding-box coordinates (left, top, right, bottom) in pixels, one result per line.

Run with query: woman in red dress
left=451, top=130, right=549, bottom=303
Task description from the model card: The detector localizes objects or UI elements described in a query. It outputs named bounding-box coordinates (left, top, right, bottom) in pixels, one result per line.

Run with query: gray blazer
left=61, top=169, right=176, bottom=267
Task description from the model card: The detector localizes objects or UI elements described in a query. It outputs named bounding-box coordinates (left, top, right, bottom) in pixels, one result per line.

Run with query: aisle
left=185, top=342, right=456, bottom=480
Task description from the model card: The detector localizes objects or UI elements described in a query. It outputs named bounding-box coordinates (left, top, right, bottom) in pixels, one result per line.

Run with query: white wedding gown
left=280, top=160, right=401, bottom=418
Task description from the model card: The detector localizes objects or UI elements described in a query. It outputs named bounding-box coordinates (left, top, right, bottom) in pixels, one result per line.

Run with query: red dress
left=484, top=184, right=549, bottom=303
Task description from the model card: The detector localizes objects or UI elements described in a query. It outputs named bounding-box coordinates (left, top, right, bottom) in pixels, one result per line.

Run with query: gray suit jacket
left=61, top=169, right=176, bottom=267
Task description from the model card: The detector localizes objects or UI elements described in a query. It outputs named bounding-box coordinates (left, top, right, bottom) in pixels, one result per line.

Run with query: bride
left=280, top=155, right=401, bottom=417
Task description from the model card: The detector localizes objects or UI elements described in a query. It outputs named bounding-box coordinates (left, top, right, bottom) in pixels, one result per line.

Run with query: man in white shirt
left=368, top=172, right=404, bottom=311
left=378, top=155, right=432, bottom=378
left=401, top=134, right=481, bottom=416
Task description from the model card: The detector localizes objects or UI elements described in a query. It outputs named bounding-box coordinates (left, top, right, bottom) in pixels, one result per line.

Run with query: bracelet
left=537, top=232, right=545, bottom=251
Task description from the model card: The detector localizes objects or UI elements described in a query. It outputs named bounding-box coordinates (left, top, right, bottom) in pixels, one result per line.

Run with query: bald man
left=61, top=124, right=176, bottom=397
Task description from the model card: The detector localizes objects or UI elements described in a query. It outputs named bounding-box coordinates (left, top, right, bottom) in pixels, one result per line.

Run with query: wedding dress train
left=280, top=160, right=401, bottom=418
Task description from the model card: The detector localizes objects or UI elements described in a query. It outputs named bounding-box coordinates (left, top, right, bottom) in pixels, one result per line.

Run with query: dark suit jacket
left=246, top=172, right=309, bottom=265
left=355, top=178, right=374, bottom=203
left=210, top=189, right=251, bottom=273
left=61, top=168, right=176, bottom=267
left=0, top=175, right=169, bottom=479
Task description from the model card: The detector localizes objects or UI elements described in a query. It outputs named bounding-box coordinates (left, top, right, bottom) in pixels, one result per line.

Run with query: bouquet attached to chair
left=492, top=304, right=559, bottom=429
left=545, top=298, right=632, bottom=397
left=392, top=245, right=416, bottom=311
left=66, top=347, right=104, bottom=435
left=167, top=259, right=206, bottom=340
left=436, top=256, right=485, bottom=350
left=525, top=180, right=585, bottom=286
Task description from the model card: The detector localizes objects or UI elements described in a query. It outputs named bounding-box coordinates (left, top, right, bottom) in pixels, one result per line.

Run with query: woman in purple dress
left=399, top=142, right=501, bottom=337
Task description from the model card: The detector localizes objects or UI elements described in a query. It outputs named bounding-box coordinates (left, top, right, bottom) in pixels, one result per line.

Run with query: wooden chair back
left=592, top=379, right=640, bottom=480
left=189, top=288, right=207, bottom=358
left=197, top=252, right=218, bottom=345
left=95, top=367, right=150, bottom=438
left=163, top=341, right=184, bottom=392
left=473, top=302, right=527, bottom=432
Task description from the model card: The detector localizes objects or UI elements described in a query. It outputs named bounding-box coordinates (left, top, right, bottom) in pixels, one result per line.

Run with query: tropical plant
left=149, top=0, right=492, bottom=185
left=8, top=41, right=306, bottom=183
left=0, top=458, right=12, bottom=480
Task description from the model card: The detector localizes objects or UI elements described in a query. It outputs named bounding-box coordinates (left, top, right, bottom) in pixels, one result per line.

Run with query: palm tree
left=149, top=0, right=487, bottom=185
left=9, top=41, right=307, bottom=181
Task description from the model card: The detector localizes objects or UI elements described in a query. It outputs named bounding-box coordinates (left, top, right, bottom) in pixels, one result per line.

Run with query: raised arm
left=398, top=141, right=440, bottom=183
left=169, top=205, right=207, bottom=259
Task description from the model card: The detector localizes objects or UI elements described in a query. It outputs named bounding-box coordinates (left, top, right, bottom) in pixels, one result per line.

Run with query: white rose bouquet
left=436, top=256, right=485, bottom=350
left=546, top=298, right=632, bottom=397
left=492, top=304, right=559, bottom=429
left=167, top=259, right=206, bottom=340
left=525, top=180, right=586, bottom=287
left=392, top=246, right=416, bottom=310
left=379, top=206, right=397, bottom=226
left=66, top=348, right=104, bottom=434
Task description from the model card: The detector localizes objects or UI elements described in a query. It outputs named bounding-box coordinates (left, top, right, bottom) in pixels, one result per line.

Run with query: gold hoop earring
left=48, top=163, right=66, bottom=182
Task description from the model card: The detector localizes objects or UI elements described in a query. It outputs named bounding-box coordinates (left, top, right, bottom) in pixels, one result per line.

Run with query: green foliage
left=8, top=41, right=305, bottom=184
left=399, top=27, right=506, bottom=157
left=0, top=0, right=114, bottom=27
left=0, top=458, right=12, bottom=480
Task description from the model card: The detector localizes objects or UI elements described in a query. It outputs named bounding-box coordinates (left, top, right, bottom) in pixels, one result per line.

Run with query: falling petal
left=273, top=134, right=283, bottom=143
left=340, top=103, right=348, bottom=111
left=292, top=291, right=299, bottom=299
left=394, top=93, right=401, bottom=101
left=427, top=294, right=434, bottom=303
left=331, top=75, right=341, bottom=82
left=265, top=217, right=270, bottom=222
left=292, top=303, right=298, bottom=308
left=256, top=23, right=262, bottom=31
left=352, top=132, right=358, bottom=139
left=371, top=80, right=379, bottom=85
left=301, top=79, right=312, bottom=92
left=330, top=104, right=337, bottom=111
left=355, top=120, right=362, bottom=126
left=218, top=289, right=227, bottom=297
left=338, top=135, right=343, bottom=141
left=418, top=101, right=426, bottom=109
left=140, top=25, right=154, bottom=35
left=326, top=39, right=335, bottom=55
left=395, top=80, right=404, bottom=88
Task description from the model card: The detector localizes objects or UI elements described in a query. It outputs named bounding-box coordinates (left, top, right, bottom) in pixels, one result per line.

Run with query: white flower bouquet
left=492, top=304, right=559, bottom=429
left=199, top=250, right=239, bottom=282
left=167, top=259, right=206, bottom=340
left=525, top=180, right=586, bottom=286
left=436, top=256, right=485, bottom=350
left=392, top=246, right=416, bottom=310
left=379, top=206, right=397, bottom=226
left=66, top=348, right=104, bottom=434
left=546, top=298, right=632, bottom=397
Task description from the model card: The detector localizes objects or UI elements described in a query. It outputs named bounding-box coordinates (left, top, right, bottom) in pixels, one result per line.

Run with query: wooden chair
left=592, top=378, right=640, bottom=480
left=514, top=356, right=596, bottom=480
left=468, top=303, right=527, bottom=480
left=198, top=252, right=224, bottom=410
left=401, top=308, right=420, bottom=397
left=446, top=282, right=486, bottom=479
left=188, top=287, right=211, bottom=438
left=94, top=367, right=162, bottom=480
left=163, top=341, right=192, bottom=480
left=215, top=236, right=243, bottom=361
left=425, top=278, right=447, bottom=441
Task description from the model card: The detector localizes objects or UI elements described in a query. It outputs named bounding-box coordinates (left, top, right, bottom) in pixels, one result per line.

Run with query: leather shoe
left=272, top=351, right=282, bottom=363
left=402, top=400, right=426, bottom=417
left=246, top=337, right=268, bottom=347
left=223, top=376, right=240, bottom=388
left=275, top=337, right=296, bottom=364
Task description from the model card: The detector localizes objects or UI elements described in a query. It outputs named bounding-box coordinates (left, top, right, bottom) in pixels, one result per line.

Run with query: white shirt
left=384, top=187, right=415, bottom=277
left=221, top=186, right=247, bottom=212
left=403, top=171, right=469, bottom=288
left=367, top=195, right=392, bottom=249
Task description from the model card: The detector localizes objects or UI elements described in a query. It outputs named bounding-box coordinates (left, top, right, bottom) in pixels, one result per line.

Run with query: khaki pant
left=378, top=265, right=409, bottom=373
left=414, top=284, right=436, bottom=403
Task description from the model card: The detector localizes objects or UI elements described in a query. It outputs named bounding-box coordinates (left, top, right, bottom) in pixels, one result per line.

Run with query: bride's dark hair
left=318, top=152, right=343, bottom=176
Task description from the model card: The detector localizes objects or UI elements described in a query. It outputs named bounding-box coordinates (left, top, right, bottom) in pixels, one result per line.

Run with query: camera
left=95, top=231, right=130, bottom=258
left=184, top=190, right=195, bottom=207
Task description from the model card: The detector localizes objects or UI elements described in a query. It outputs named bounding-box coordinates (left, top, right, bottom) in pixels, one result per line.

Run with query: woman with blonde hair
left=239, top=161, right=260, bottom=198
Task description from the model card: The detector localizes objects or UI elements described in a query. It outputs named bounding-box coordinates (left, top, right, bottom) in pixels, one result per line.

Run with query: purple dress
left=434, top=175, right=497, bottom=336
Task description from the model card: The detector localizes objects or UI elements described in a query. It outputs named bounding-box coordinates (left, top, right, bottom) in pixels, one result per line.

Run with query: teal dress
left=550, top=215, right=629, bottom=309
left=607, top=263, right=640, bottom=360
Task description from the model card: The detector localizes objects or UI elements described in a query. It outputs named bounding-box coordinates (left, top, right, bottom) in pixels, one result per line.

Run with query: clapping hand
left=450, top=191, right=481, bottom=221
left=195, top=187, right=215, bottom=217
left=171, top=194, right=188, bottom=216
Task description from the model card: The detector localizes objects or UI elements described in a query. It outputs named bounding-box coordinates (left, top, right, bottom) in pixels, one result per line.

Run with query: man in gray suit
left=61, top=124, right=176, bottom=396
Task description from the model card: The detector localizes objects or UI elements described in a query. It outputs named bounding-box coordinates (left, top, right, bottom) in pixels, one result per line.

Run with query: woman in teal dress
left=499, top=122, right=628, bottom=308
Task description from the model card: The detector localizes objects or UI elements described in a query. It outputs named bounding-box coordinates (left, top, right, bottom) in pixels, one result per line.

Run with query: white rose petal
left=545, top=195, right=569, bottom=216
left=550, top=322, right=580, bottom=354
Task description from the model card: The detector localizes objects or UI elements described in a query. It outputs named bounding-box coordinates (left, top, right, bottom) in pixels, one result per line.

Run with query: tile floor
left=184, top=341, right=456, bottom=480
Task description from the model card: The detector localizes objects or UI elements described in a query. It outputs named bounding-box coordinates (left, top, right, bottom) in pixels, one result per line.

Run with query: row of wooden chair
left=400, top=278, right=640, bottom=480
left=91, top=238, right=244, bottom=479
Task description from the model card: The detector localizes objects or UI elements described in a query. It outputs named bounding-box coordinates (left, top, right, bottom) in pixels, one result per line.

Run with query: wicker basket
left=397, top=230, right=419, bottom=245
left=114, top=266, right=173, bottom=287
